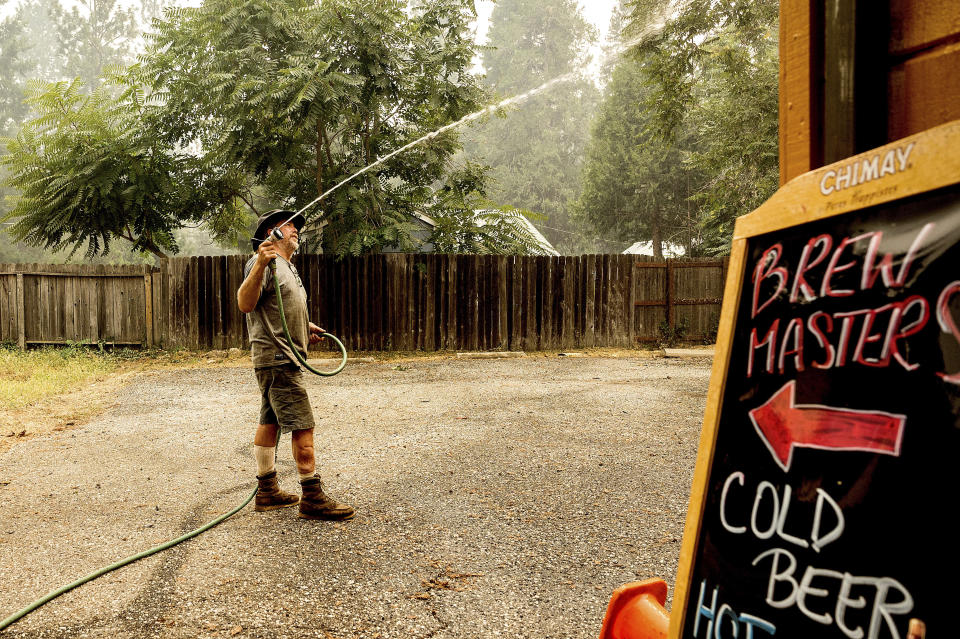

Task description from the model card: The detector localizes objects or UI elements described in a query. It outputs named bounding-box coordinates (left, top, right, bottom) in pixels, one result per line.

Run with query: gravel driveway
left=0, top=354, right=711, bottom=639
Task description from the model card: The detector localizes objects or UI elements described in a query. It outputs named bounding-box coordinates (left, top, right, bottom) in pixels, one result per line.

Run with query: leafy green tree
left=134, top=0, right=490, bottom=256
left=624, top=0, right=778, bottom=254
left=2, top=78, right=247, bottom=258
left=463, top=0, right=599, bottom=253
left=681, top=18, right=779, bottom=252
left=0, top=0, right=164, bottom=263
left=140, top=0, right=171, bottom=29
left=424, top=162, right=550, bottom=255
left=6, top=0, right=139, bottom=88
left=575, top=58, right=702, bottom=258
left=0, top=1, right=35, bottom=135
left=0, top=1, right=32, bottom=260
left=4, top=0, right=507, bottom=259
left=576, top=0, right=778, bottom=256
left=55, top=0, right=139, bottom=88
left=625, top=0, right=777, bottom=139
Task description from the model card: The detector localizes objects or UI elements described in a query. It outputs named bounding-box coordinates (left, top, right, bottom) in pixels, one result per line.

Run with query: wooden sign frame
left=668, top=118, right=960, bottom=638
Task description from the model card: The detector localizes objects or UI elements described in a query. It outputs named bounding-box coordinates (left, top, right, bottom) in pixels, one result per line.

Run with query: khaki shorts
left=255, top=364, right=316, bottom=433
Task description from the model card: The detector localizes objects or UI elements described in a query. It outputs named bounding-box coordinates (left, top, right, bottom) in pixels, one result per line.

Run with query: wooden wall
left=780, top=0, right=960, bottom=183
left=888, top=2, right=960, bottom=141
left=779, top=0, right=821, bottom=185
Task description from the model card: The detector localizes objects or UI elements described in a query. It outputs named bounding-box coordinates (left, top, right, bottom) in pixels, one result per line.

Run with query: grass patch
left=0, top=344, right=236, bottom=450
left=0, top=343, right=226, bottom=412
left=0, top=344, right=126, bottom=410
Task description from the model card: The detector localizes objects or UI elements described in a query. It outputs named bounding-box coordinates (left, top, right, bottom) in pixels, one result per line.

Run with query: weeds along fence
left=0, top=255, right=726, bottom=351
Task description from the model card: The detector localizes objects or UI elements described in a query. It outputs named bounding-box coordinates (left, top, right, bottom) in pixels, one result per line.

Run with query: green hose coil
left=270, top=261, right=348, bottom=376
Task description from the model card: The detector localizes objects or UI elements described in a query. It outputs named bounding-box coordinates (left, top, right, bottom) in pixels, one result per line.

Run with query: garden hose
left=0, top=263, right=346, bottom=632
left=269, top=260, right=348, bottom=376
left=0, top=486, right=258, bottom=632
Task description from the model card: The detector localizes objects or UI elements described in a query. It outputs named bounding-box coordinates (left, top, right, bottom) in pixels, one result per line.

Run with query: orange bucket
left=598, top=579, right=670, bottom=639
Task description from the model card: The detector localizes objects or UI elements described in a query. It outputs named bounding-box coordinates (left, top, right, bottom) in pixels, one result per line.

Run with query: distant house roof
left=414, top=210, right=560, bottom=256
left=622, top=241, right=686, bottom=258
left=307, top=210, right=560, bottom=255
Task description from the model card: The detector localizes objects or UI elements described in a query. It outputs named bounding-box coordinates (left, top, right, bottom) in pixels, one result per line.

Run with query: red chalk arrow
left=748, top=381, right=906, bottom=472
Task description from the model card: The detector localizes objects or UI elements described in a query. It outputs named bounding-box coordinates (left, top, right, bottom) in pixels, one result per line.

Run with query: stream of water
left=294, top=5, right=676, bottom=229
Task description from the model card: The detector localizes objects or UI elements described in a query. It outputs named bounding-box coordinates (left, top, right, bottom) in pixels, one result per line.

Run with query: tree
left=0, top=0, right=36, bottom=136
left=625, top=0, right=779, bottom=255
left=598, top=0, right=630, bottom=85
left=55, top=0, right=139, bottom=88
left=0, top=0, right=168, bottom=263
left=0, top=2, right=35, bottom=261
left=6, top=0, right=139, bottom=89
left=463, top=0, right=599, bottom=253
left=2, top=78, right=247, bottom=258
left=134, top=0, right=492, bottom=256
left=424, top=161, right=551, bottom=255
left=575, top=0, right=779, bottom=256
left=681, top=13, right=779, bottom=253
left=624, top=0, right=776, bottom=138
left=140, top=0, right=171, bottom=30
left=4, top=0, right=501, bottom=259
left=575, top=59, right=702, bottom=258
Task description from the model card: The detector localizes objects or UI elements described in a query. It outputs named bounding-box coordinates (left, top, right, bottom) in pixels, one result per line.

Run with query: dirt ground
left=0, top=352, right=712, bottom=638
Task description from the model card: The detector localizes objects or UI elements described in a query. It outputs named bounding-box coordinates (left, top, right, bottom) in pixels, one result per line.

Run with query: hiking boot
left=254, top=470, right=299, bottom=512
left=298, top=477, right=355, bottom=520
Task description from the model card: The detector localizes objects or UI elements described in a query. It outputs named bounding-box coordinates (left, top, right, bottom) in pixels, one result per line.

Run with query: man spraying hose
left=236, top=209, right=354, bottom=521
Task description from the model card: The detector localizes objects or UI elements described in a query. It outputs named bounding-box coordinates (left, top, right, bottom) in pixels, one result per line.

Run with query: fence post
left=16, top=272, right=25, bottom=350
left=627, top=256, right=636, bottom=346
left=144, top=273, right=154, bottom=348
left=665, top=260, right=675, bottom=337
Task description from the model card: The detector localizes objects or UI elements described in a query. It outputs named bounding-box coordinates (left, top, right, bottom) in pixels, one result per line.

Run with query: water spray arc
left=293, top=70, right=584, bottom=221
left=291, top=10, right=674, bottom=227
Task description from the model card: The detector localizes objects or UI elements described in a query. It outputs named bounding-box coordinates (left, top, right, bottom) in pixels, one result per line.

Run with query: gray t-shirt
left=242, top=256, right=310, bottom=368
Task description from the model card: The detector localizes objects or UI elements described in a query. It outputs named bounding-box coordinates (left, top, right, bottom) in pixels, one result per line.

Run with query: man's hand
left=256, top=239, right=279, bottom=269
left=309, top=322, right=326, bottom=344
left=238, top=242, right=278, bottom=314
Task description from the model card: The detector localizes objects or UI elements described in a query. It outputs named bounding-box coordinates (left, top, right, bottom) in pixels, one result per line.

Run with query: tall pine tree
left=575, top=58, right=701, bottom=257
left=576, top=0, right=778, bottom=257
left=624, top=0, right=779, bottom=253
left=463, top=0, right=599, bottom=253
left=575, top=0, right=702, bottom=258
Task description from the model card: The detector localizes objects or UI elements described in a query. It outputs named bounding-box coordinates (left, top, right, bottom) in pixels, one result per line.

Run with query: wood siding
left=780, top=0, right=960, bottom=184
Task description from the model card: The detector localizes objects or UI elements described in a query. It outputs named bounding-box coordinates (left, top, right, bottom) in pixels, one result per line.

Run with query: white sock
left=255, top=445, right=276, bottom=476
left=299, top=471, right=317, bottom=483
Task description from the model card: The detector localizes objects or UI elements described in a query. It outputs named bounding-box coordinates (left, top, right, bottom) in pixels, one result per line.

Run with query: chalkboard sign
left=670, top=121, right=960, bottom=639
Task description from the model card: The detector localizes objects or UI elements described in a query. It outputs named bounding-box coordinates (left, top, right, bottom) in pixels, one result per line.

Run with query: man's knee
left=254, top=423, right=280, bottom=446
left=291, top=428, right=315, bottom=457
left=291, top=427, right=313, bottom=442
left=294, top=442, right=315, bottom=457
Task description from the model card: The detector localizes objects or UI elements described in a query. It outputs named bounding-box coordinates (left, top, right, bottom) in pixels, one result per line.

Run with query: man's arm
left=237, top=240, right=278, bottom=313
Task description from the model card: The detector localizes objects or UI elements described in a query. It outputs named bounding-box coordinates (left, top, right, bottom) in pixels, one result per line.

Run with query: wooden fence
left=0, top=263, right=157, bottom=349
left=0, top=255, right=726, bottom=351
left=633, top=259, right=727, bottom=343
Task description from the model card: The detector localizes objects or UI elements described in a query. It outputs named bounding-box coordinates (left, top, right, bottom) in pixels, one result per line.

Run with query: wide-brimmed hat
left=252, top=209, right=305, bottom=250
